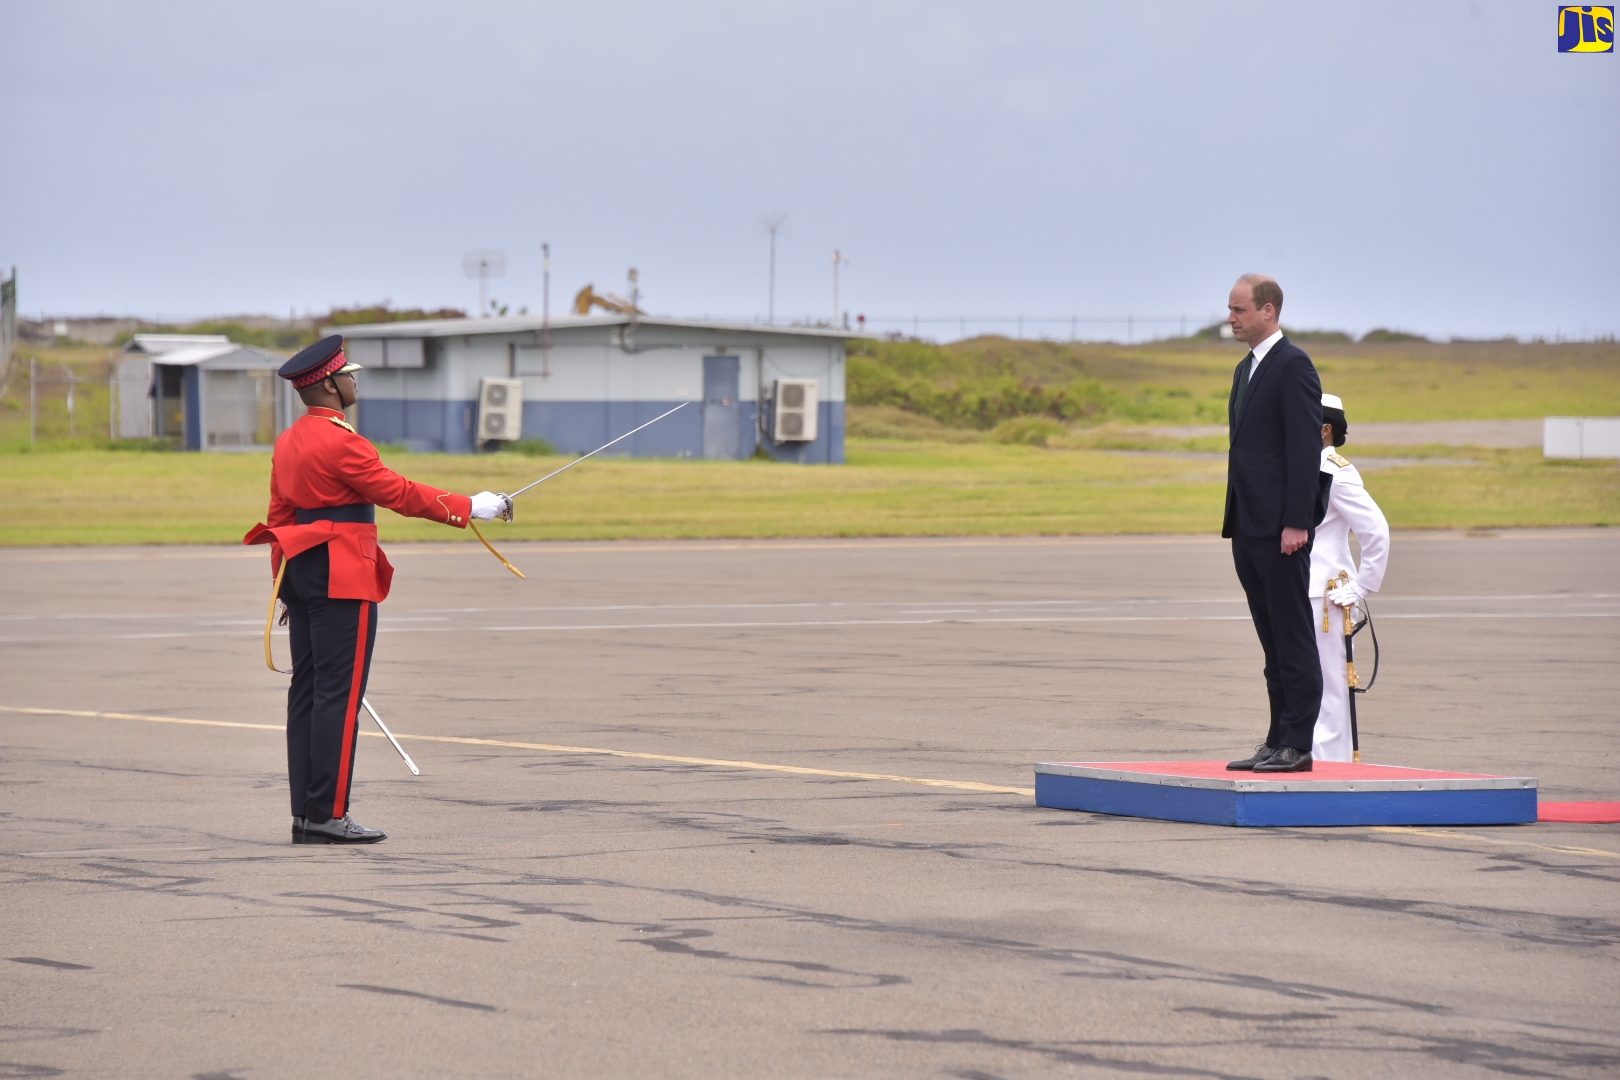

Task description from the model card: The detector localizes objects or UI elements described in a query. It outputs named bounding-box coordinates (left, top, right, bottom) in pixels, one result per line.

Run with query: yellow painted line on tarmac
left=1369, top=826, right=1619, bottom=859
left=0, top=705, right=1034, bottom=797
left=10, top=708, right=1613, bottom=851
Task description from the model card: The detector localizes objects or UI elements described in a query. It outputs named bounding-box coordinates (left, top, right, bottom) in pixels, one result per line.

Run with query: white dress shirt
left=1248, top=328, right=1285, bottom=370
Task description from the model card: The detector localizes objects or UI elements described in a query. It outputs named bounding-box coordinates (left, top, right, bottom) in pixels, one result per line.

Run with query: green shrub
left=1283, top=328, right=1355, bottom=343
left=990, top=416, right=1068, bottom=447
left=502, top=438, right=557, bottom=457
left=846, top=337, right=1222, bottom=430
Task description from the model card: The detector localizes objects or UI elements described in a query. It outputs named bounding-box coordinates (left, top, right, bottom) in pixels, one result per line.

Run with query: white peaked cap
left=1321, top=393, right=1344, bottom=410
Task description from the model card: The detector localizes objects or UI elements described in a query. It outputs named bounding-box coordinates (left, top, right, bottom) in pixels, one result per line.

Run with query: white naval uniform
left=1310, top=447, right=1390, bottom=761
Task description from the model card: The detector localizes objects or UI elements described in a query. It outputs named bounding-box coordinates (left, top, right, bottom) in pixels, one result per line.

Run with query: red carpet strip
left=1539, top=802, right=1620, bottom=824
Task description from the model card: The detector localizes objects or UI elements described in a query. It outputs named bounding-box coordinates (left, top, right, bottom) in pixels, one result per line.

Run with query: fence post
left=109, top=361, right=117, bottom=441
left=30, top=357, right=37, bottom=444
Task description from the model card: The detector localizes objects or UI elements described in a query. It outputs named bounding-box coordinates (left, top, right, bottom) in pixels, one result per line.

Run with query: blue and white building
left=332, top=315, right=850, bottom=463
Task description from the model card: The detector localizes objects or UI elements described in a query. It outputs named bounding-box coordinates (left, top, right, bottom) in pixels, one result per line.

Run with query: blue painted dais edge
left=1034, top=773, right=1537, bottom=827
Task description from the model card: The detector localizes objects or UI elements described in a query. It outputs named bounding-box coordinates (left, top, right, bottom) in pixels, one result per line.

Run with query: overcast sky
left=1, top=2, right=1614, bottom=340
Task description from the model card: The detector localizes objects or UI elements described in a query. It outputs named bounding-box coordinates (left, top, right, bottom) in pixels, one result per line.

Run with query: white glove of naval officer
left=1328, top=579, right=1367, bottom=608
left=470, top=490, right=512, bottom=522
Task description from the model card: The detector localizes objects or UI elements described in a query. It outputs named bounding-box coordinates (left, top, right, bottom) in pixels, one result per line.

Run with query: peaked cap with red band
left=280, top=335, right=362, bottom=389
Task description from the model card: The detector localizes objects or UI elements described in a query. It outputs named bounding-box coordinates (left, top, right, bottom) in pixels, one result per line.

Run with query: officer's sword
left=494, top=401, right=690, bottom=515
left=361, top=697, right=420, bottom=776
left=470, top=402, right=691, bottom=577
left=1342, top=603, right=1361, bottom=764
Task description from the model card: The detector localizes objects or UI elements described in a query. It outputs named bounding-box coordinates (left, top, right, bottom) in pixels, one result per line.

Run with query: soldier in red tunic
left=245, top=336, right=508, bottom=844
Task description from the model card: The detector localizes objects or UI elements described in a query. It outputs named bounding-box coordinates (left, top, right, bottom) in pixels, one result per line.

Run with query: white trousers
left=1312, top=600, right=1355, bottom=762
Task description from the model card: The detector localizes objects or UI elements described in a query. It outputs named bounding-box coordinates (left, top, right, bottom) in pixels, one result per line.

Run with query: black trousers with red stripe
left=281, top=543, right=378, bottom=824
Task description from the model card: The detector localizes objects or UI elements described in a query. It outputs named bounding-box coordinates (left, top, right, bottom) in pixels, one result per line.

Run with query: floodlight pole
left=831, top=249, right=848, bottom=327
left=479, top=262, right=488, bottom=318
left=541, top=241, right=551, bottom=378
left=763, top=214, right=786, bottom=325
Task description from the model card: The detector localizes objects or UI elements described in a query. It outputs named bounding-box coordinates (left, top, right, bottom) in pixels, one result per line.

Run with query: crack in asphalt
left=4, top=804, right=1617, bottom=1075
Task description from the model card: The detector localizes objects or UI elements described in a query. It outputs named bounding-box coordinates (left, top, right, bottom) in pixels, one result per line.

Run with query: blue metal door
left=702, top=355, right=740, bottom=459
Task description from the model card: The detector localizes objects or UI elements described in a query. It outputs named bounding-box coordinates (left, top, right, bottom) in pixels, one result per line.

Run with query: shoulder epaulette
left=324, top=416, right=356, bottom=435
left=1326, top=451, right=1351, bottom=468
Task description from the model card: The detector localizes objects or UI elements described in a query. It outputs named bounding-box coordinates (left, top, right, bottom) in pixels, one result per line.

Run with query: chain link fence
left=1, top=353, right=127, bottom=446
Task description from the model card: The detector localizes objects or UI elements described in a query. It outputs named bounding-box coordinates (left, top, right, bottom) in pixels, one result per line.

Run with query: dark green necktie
left=1233, top=352, right=1256, bottom=427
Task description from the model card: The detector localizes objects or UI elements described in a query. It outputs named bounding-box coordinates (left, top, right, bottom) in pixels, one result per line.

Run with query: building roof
left=121, top=333, right=284, bottom=368
left=125, top=333, right=231, bottom=355
left=324, top=314, right=857, bottom=341
left=150, top=342, right=286, bottom=368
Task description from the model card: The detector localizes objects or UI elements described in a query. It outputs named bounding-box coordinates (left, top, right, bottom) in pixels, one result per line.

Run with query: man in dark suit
left=1221, top=275, right=1323, bottom=773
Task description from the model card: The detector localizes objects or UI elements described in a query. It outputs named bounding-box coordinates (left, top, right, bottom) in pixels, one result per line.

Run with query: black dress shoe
left=292, top=816, right=306, bottom=841
left=1226, top=744, right=1277, bottom=771
left=1253, top=746, right=1312, bottom=772
left=296, top=815, right=387, bottom=844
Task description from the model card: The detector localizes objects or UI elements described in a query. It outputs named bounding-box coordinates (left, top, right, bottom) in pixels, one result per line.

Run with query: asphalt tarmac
left=2, top=531, right=1616, bottom=1079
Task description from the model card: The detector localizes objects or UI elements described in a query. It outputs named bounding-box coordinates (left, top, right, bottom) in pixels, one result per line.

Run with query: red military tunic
left=244, top=407, right=473, bottom=600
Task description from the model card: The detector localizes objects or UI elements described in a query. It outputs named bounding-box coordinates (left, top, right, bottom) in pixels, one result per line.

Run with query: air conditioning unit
left=772, top=379, right=818, bottom=442
left=477, top=378, right=523, bottom=443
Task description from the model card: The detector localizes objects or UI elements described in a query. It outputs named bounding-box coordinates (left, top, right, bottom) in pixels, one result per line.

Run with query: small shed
left=329, top=315, right=850, bottom=462
left=118, top=334, right=295, bottom=450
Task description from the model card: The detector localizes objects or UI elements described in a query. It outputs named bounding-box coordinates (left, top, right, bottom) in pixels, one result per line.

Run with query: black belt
left=296, top=504, right=376, bottom=525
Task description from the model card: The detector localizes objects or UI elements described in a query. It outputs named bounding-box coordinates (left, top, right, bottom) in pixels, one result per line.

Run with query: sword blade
left=362, top=697, right=421, bottom=776
left=507, top=401, right=690, bottom=500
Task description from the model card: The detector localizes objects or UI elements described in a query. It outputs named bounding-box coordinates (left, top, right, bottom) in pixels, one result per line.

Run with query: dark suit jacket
left=1221, top=335, right=1323, bottom=539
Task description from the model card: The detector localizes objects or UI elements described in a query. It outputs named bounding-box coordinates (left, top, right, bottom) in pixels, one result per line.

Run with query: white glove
left=470, top=491, right=511, bottom=521
left=1327, top=580, right=1367, bottom=608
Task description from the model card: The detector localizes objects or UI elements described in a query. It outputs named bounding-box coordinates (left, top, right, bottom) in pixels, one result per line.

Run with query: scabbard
left=1344, top=616, right=1359, bottom=754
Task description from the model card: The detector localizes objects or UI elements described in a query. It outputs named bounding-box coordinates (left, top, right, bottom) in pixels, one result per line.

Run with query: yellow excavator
left=572, top=284, right=643, bottom=316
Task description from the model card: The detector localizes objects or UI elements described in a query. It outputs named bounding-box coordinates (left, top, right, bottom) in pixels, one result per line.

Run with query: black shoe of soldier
left=1253, top=747, right=1313, bottom=772
left=296, top=815, right=387, bottom=844
left=1226, top=744, right=1277, bottom=771
left=292, top=816, right=306, bottom=842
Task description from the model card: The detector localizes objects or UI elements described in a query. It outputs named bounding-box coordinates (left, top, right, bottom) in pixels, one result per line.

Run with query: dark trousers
left=1231, top=534, right=1322, bottom=752
left=280, top=544, right=378, bottom=823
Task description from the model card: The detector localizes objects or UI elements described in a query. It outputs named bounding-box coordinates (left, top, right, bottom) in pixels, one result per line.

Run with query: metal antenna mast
left=462, top=250, right=507, bottom=317
left=831, top=249, right=849, bottom=327
left=541, top=242, right=551, bottom=377
left=761, top=213, right=786, bottom=324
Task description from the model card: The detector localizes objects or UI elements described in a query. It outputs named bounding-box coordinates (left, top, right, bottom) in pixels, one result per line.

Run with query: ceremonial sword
left=262, top=411, right=695, bottom=770
left=1326, top=571, right=1380, bottom=764
left=468, top=402, right=692, bottom=577
left=361, top=697, right=420, bottom=775
left=495, top=400, right=690, bottom=516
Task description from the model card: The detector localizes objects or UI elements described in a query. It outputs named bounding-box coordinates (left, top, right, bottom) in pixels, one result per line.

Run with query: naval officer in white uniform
left=1311, top=393, right=1390, bottom=762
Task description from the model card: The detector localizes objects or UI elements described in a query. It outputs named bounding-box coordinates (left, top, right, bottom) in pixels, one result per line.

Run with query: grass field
left=6, top=337, right=1620, bottom=450
left=1, top=336, right=1615, bottom=545
left=848, top=336, right=1620, bottom=429
left=0, top=438, right=1614, bottom=547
